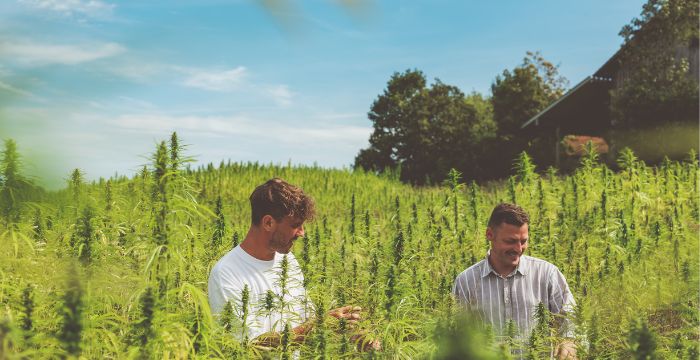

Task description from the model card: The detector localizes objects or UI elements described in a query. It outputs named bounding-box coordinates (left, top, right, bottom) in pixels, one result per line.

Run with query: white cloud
left=181, top=66, right=248, bottom=92
left=0, top=79, right=34, bottom=97
left=0, top=40, right=125, bottom=66
left=179, top=66, right=296, bottom=107
left=107, top=61, right=164, bottom=82
left=109, top=113, right=371, bottom=144
left=20, top=0, right=115, bottom=18
left=266, top=84, right=293, bottom=106
left=315, top=112, right=365, bottom=120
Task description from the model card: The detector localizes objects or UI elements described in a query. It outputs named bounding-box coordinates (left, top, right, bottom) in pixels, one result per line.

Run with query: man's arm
left=548, top=267, right=578, bottom=360
left=452, top=272, right=470, bottom=306
left=254, top=320, right=313, bottom=347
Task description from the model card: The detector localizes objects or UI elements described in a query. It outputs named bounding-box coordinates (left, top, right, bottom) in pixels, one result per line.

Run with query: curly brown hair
left=487, top=203, right=530, bottom=228
left=249, top=178, right=315, bottom=225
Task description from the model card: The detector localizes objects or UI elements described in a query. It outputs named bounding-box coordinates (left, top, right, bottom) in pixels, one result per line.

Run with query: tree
left=355, top=69, right=496, bottom=184
left=489, top=52, right=567, bottom=177
left=611, top=0, right=699, bottom=126
left=491, top=51, right=567, bottom=139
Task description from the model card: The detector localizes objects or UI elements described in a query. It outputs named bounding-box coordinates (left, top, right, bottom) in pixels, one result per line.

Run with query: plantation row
left=0, top=135, right=698, bottom=359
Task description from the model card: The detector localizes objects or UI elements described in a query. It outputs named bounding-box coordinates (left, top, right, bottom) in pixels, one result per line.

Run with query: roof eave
left=521, top=76, right=593, bottom=129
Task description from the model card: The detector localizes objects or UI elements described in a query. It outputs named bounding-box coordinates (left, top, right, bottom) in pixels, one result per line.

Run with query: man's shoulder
left=210, top=247, right=246, bottom=278
left=521, top=255, right=562, bottom=274
left=456, top=259, right=488, bottom=281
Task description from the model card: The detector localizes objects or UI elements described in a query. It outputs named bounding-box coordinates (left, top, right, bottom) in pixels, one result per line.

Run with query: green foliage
left=580, top=141, right=601, bottom=170
left=587, top=312, right=600, bottom=359
left=0, top=136, right=697, bottom=358
left=240, top=284, right=250, bottom=340
left=491, top=51, right=567, bottom=139
left=68, top=169, right=84, bottom=204
left=617, top=147, right=640, bottom=171
left=59, top=267, right=83, bottom=358
left=486, top=51, right=568, bottom=179
left=611, top=0, right=699, bottom=126
left=355, top=69, right=496, bottom=184
left=513, top=151, right=537, bottom=184
left=211, top=195, right=225, bottom=249
left=0, top=139, right=34, bottom=225
left=528, top=302, right=552, bottom=359
left=281, top=322, right=291, bottom=360
left=70, top=207, right=95, bottom=264
left=432, top=311, right=500, bottom=359
left=20, top=284, right=34, bottom=334
left=170, top=132, right=181, bottom=172
left=627, top=317, right=658, bottom=359
left=151, top=141, right=169, bottom=246
left=130, top=287, right=156, bottom=358
left=32, top=208, right=45, bottom=242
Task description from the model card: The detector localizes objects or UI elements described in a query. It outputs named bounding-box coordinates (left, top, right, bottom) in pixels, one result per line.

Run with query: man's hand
left=254, top=320, right=314, bottom=347
left=328, top=306, right=381, bottom=352
left=350, top=331, right=382, bottom=352
left=328, top=305, right=362, bottom=325
left=555, top=339, right=577, bottom=360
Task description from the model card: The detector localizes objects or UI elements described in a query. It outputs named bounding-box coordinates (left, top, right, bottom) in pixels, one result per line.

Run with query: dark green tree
left=491, top=51, right=567, bottom=139
left=355, top=69, right=496, bottom=184
left=489, top=52, right=567, bottom=177
left=611, top=0, right=699, bottom=126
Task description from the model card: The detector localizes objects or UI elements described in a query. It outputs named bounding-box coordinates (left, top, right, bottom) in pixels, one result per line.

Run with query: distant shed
left=521, top=36, right=699, bottom=168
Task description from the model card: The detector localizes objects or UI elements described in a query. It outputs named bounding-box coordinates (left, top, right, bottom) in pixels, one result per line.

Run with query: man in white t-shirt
left=208, top=178, right=364, bottom=347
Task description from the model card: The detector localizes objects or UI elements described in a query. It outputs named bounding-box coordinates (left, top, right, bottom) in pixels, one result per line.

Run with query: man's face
left=487, top=222, right=529, bottom=274
left=269, top=216, right=305, bottom=254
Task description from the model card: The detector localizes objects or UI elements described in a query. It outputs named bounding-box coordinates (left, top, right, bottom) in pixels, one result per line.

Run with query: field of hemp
left=0, top=134, right=698, bottom=359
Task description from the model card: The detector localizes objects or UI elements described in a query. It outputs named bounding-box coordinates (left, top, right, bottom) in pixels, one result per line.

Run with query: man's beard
left=270, top=231, right=295, bottom=254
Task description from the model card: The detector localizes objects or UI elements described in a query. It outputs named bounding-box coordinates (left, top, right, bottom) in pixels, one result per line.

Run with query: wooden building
left=521, top=37, right=699, bottom=169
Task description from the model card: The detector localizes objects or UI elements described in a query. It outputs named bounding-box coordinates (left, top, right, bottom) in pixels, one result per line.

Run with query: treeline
left=355, top=0, right=699, bottom=185
left=354, top=51, right=565, bottom=184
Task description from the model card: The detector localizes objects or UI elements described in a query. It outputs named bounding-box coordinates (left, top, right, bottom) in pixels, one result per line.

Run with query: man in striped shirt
left=452, top=203, right=577, bottom=359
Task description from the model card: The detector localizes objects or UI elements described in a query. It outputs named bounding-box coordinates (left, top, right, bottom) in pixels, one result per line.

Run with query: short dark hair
left=250, top=178, right=315, bottom=225
left=487, top=203, right=529, bottom=229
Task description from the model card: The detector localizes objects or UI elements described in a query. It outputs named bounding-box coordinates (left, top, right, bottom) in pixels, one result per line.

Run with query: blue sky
left=0, top=0, right=646, bottom=188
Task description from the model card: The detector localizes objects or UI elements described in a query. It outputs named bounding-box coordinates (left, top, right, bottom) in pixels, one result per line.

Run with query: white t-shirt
left=208, top=246, right=310, bottom=340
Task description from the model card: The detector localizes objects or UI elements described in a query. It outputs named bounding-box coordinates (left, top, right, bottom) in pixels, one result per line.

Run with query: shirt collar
left=482, top=250, right=528, bottom=278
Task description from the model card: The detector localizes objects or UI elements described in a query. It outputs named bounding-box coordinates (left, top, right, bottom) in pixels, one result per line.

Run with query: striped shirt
left=452, top=252, right=576, bottom=340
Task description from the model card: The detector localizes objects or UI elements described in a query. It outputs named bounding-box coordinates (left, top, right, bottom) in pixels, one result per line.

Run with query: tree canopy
left=491, top=51, right=567, bottom=140
left=354, top=70, right=496, bottom=184
left=611, top=0, right=699, bottom=126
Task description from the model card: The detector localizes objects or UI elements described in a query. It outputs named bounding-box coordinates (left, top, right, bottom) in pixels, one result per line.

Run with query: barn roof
left=521, top=75, right=613, bottom=130
left=521, top=44, right=623, bottom=131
